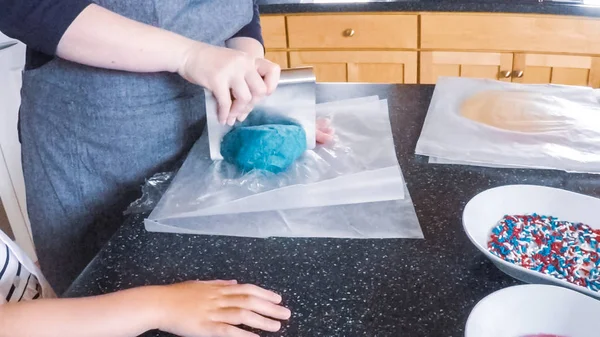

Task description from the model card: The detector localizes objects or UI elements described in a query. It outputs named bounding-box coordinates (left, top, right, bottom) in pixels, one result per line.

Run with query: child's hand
left=316, top=118, right=335, bottom=144
left=154, top=280, right=291, bottom=337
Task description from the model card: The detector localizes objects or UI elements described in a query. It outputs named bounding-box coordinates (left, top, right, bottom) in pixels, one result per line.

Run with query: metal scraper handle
left=232, top=67, right=316, bottom=101
left=278, top=67, right=317, bottom=86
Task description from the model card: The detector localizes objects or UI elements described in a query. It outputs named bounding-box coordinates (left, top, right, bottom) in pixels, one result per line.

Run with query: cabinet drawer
left=287, top=14, right=418, bottom=49
left=421, top=14, right=600, bottom=55
left=261, top=15, right=287, bottom=49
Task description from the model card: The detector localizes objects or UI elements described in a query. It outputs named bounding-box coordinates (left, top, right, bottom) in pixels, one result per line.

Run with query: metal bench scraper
left=205, top=67, right=317, bottom=160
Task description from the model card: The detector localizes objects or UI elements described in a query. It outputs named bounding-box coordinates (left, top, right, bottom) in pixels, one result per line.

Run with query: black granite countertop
left=258, top=0, right=600, bottom=18
left=65, top=84, right=600, bottom=337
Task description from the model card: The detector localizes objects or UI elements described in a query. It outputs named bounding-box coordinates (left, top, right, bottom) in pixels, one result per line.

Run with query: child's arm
left=0, top=280, right=291, bottom=337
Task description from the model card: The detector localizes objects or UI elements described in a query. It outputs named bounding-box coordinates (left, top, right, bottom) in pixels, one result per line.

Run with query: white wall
left=0, top=42, right=36, bottom=261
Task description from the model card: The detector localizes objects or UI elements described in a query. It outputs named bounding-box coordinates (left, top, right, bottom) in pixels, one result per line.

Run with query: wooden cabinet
left=420, top=51, right=513, bottom=84
left=286, top=14, right=418, bottom=49
left=418, top=13, right=600, bottom=87
left=289, top=51, right=346, bottom=82
left=421, top=52, right=600, bottom=87
left=421, top=13, right=600, bottom=55
left=290, top=51, right=417, bottom=83
left=262, top=15, right=288, bottom=69
left=512, top=53, right=600, bottom=87
left=265, top=51, right=289, bottom=69
left=262, top=13, right=600, bottom=86
left=261, top=16, right=287, bottom=49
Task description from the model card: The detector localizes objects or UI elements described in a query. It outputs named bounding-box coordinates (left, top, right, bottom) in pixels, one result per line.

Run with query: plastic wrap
left=416, top=77, right=600, bottom=173
left=145, top=97, right=423, bottom=239
left=150, top=98, right=401, bottom=219
left=124, top=172, right=174, bottom=215
left=145, top=175, right=422, bottom=239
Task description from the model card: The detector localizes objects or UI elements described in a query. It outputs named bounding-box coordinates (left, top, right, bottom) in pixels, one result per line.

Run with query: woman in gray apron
left=3, top=0, right=280, bottom=294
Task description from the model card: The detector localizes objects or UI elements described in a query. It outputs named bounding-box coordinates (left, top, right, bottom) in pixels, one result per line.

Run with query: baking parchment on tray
left=416, top=77, right=600, bottom=173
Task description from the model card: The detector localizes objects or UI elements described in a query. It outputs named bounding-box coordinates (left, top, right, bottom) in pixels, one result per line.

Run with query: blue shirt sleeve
left=231, top=0, right=264, bottom=47
left=0, top=0, right=92, bottom=56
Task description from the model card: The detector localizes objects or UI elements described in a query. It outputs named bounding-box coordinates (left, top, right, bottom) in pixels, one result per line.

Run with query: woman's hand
left=154, top=280, right=291, bottom=337
left=316, top=118, right=335, bottom=144
left=178, top=42, right=281, bottom=126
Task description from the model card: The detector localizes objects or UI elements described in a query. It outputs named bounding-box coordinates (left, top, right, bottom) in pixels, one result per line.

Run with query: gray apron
left=19, top=0, right=253, bottom=294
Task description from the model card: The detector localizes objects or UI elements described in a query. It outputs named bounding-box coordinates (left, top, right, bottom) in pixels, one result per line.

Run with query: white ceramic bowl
left=462, top=184, right=600, bottom=299
left=465, top=284, right=600, bottom=337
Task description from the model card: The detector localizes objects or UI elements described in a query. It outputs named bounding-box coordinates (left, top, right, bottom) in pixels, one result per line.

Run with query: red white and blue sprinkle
left=488, top=214, right=600, bottom=292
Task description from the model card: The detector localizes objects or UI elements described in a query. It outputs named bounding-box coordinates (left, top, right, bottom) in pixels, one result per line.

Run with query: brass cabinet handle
left=512, top=70, right=524, bottom=78
left=499, top=70, right=511, bottom=78
left=343, top=28, right=355, bottom=37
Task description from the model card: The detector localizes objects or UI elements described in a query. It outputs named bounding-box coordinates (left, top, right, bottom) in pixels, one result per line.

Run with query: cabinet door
left=260, top=16, right=287, bottom=49
left=289, top=51, right=417, bottom=83
left=265, top=51, right=288, bottom=69
left=513, top=53, right=600, bottom=87
left=420, top=51, right=513, bottom=84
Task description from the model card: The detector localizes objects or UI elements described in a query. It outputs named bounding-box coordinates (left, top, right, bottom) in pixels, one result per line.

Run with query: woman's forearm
left=53, top=3, right=278, bottom=124
left=0, top=287, right=162, bottom=337
left=56, top=4, right=194, bottom=73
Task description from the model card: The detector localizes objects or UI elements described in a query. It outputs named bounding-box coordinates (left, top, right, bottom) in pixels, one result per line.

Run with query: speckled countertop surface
left=65, top=84, right=600, bottom=336
left=257, top=0, right=600, bottom=18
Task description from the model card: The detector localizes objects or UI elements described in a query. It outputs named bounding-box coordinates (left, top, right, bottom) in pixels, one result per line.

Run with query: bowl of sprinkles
left=489, top=214, right=600, bottom=292
left=463, top=185, right=600, bottom=298
left=465, top=284, right=599, bottom=337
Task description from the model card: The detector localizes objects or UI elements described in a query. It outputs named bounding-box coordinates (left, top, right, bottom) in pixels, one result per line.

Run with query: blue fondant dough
left=220, top=110, right=307, bottom=173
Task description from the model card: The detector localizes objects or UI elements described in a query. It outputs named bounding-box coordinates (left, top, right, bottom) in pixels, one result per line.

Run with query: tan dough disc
left=460, top=90, right=574, bottom=133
